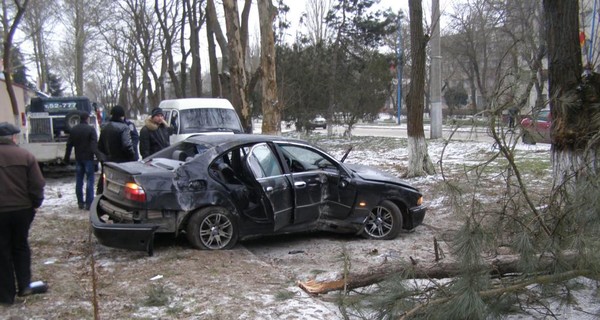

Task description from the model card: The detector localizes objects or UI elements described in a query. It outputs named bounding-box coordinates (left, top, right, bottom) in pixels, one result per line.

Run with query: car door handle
left=294, top=181, right=306, bottom=188
left=265, top=186, right=273, bottom=192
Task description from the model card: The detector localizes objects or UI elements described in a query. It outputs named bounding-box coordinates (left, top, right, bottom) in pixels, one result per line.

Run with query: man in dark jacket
left=0, top=122, right=47, bottom=305
left=97, top=106, right=137, bottom=194
left=63, top=112, right=105, bottom=210
left=98, top=105, right=136, bottom=163
left=139, top=107, right=171, bottom=159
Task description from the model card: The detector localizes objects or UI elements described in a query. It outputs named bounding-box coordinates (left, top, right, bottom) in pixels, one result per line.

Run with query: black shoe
left=84, top=204, right=90, bottom=211
left=18, top=281, right=48, bottom=297
left=78, top=203, right=84, bottom=209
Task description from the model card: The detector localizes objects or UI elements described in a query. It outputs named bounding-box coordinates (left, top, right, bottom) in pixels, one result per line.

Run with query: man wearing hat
left=98, top=105, right=136, bottom=163
left=0, top=122, right=47, bottom=304
left=139, top=107, right=171, bottom=159
left=63, top=112, right=105, bottom=210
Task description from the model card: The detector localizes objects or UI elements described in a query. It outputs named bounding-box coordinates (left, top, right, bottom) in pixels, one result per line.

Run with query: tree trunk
left=406, top=0, right=434, bottom=177
left=74, top=0, right=85, bottom=96
left=258, top=0, right=280, bottom=135
left=206, top=0, right=220, bottom=97
left=223, top=0, right=252, bottom=132
left=543, top=0, right=600, bottom=185
left=2, top=0, right=28, bottom=123
left=184, top=0, right=204, bottom=97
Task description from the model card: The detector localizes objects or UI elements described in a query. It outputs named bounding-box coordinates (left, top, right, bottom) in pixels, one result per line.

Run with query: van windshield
left=178, top=108, right=243, bottom=134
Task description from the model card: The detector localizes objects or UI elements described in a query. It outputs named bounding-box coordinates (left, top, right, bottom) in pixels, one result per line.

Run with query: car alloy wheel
left=186, top=207, right=238, bottom=250
left=362, top=200, right=402, bottom=240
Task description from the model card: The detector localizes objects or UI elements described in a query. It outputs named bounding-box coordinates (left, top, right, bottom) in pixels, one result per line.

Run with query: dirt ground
left=0, top=174, right=452, bottom=320
left=0, top=137, right=551, bottom=319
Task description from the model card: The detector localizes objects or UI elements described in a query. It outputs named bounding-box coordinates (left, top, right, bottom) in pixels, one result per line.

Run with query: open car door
left=246, top=143, right=294, bottom=231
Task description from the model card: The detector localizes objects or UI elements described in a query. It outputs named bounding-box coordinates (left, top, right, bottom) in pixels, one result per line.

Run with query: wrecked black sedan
left=90, top=134, right=426, bottom=255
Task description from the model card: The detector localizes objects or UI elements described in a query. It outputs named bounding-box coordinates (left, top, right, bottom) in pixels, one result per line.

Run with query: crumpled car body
left=90, top=134, right=426, bottom=255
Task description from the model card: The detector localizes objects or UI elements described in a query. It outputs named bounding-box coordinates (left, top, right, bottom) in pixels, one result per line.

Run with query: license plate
left=107, top=182, right=121, bottom=194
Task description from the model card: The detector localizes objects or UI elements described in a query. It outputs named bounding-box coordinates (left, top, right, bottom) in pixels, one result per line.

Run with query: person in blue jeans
left=64, top=112, right=105, bottom=210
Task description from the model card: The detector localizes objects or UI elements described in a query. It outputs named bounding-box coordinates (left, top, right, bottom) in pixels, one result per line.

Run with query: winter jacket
left=125, top=118, right=140, bottom=160
left=0, top=141, right=45, bottom=212
left=98, top=120, right=136, bottom=163
left=64, top=121, right=104, bottom=162
left=139, top=118, right=170, bottom=159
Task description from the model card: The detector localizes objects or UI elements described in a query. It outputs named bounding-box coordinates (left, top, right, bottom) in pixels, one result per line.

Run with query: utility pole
left=430, top=0, right=442, bottom=138
left=397, top=16, right=403, bottom=125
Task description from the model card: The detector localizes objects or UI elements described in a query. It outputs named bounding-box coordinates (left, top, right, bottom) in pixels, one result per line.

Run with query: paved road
left=254, top=120, right=509, bottom=143
left=311, top=123, right=500, bottom=143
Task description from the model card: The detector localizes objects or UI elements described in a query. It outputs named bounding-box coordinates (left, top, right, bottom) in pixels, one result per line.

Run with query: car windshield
left=178, top=108, right=242, bottom=134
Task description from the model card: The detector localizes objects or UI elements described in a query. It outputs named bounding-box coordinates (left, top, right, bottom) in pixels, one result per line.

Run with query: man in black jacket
left=97, top=106, right=136, bottom=194
left=98, top=105, right=136, bottom=163
left=140, top=108, right=171, bottom=159
left=64, top=112, right=105, bottom=210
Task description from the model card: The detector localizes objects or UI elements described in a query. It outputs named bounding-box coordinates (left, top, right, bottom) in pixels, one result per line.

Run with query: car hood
left=344, top=163, right=419, bottom=191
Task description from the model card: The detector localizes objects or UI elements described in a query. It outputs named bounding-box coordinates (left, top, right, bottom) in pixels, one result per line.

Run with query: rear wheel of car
left=362, top=200, right=402, bottom=240
left=64, top=111, right=81, bottom=133
left=186, top=207, right=238, bottom=250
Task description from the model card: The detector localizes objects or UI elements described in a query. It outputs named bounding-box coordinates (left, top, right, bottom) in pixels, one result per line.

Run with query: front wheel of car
left=362, top=200, right=402, bottom=240
left=186, top=207, right=238, bottom=250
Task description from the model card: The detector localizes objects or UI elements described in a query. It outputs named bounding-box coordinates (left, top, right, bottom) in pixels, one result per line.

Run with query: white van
left=158, top=98, right=244, bottom=144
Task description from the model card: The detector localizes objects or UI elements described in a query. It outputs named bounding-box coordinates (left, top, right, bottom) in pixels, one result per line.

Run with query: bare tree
left=406, top=0, right=434, bottom=177
left=58, top=0, right=110, bottom=96
left=1, top=0, right=28, bottom=124
left=258, top=0, right=279, bottom=134
left=183, top=0, right=205, bottom=97
left=445, top=0, right=508, bottom=110
left=206, top=0, right=229, bottom=97
left=154, top=0, right=183, bottom=98
left=21, top=0, right=55, bottom=93
left=303, top=0, right=333, bottom=45
left=223, top=0, right=251, bottom=131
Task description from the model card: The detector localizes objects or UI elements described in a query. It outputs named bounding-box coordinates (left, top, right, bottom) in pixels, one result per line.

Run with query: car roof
left=184, top=134, right=306, bottom=149
left=158, top=98, right=235, bottom=110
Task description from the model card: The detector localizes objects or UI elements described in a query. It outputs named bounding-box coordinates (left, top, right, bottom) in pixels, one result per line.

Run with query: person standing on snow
left=63, top=112, right=105, bottom=210
left=139, top=108, right=171, bottom=159
left=0, top=122, right=48, bottom=305
left=97, top=106, right=137, bottom=194
left=98, top=105, right=136, bottom=163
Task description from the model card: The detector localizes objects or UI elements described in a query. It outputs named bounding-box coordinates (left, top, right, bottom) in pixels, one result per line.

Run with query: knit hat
left=0, top=122, right=20, bottom=136
left=110, top=105, right=125, bottom=120
left=151, top=108, right=164, bottom=117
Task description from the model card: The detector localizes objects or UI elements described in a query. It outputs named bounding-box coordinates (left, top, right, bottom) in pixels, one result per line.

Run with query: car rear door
left=246, top=143, right=294, bottom=231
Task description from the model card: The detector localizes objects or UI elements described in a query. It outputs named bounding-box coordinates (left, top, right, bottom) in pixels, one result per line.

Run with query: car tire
left=64, top=111, right=81, bottom=133
left=521, top=131, right=536, bottom=145
left=362, top=200, right=402, bottom=240
left=186, top=206, right=238, bottom=250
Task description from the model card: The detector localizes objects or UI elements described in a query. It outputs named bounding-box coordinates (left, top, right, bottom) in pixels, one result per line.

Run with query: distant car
left=308, top=115, right=327, bottom=129
left=90, top=134, right=426, bottom=255
left=521, top=109, right=551, bottom=144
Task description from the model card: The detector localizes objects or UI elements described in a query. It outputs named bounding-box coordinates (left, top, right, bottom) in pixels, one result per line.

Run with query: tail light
left=124, top=182, right=146, bottom=202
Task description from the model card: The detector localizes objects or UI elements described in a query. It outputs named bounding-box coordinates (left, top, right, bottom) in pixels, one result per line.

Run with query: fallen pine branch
left=399, top=269, right=591, bottom=319
left=297, top=252, right=578, bottom=295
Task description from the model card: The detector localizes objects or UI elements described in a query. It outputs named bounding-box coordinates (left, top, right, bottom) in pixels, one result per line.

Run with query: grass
left=143, top=284, right=171, bottom=307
